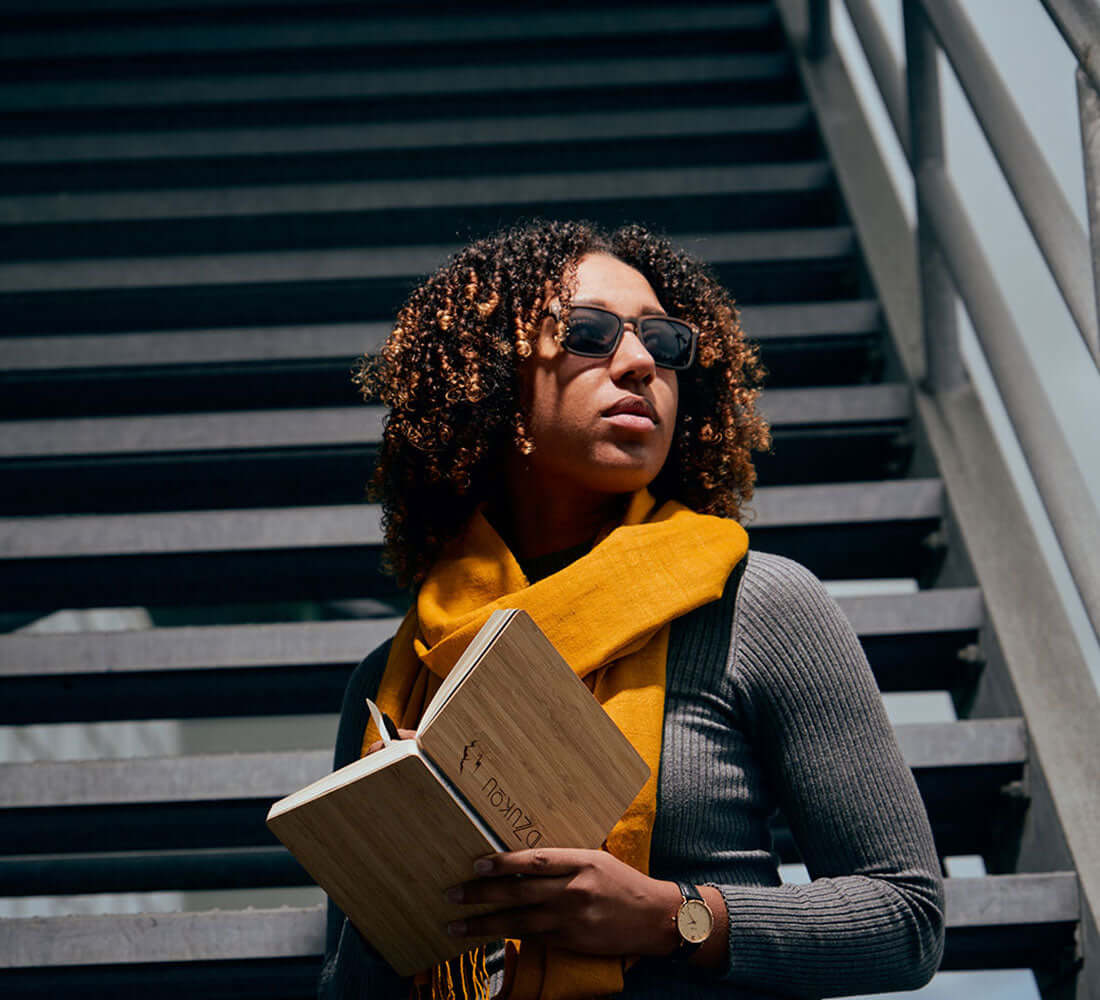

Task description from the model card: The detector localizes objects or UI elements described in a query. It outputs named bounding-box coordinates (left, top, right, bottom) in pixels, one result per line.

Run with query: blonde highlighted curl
left=353, top=219, right=770, bottom=588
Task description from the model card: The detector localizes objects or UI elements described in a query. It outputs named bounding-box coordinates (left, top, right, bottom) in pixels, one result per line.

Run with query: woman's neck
left=490, top=476, right=627, bottom=562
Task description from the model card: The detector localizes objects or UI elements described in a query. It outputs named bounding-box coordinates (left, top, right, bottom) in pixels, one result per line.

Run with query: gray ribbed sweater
left=319, top=551, right=945, bottom=999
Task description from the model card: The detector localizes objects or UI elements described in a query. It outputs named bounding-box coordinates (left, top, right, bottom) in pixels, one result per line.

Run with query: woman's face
left=519, top=252, right=679, bottom=502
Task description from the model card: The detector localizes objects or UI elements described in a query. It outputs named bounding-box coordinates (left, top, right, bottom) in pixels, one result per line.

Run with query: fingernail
left=447, top=920, right=467, bottom=937
left=444, top=886, right=463, bottom=903
left=473, top=858, right=493, bottom=875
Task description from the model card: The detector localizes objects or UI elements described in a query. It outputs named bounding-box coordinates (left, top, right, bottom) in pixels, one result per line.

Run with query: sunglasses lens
left=560, top=308, right=695, bottom=368
left=562, top=309, right=621, bottom=356
left=640, top=318, right=695, bottom=369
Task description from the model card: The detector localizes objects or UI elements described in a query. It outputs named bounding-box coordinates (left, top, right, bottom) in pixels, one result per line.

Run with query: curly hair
left=354, top=219, right=770, bottom=587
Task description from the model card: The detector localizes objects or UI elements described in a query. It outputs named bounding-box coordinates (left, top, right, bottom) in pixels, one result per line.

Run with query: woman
left=320, top=220, right=945, bottom=999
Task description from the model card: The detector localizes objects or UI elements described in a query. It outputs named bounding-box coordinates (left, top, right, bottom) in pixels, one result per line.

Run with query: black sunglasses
left=551, top=304, right=697, bottom=370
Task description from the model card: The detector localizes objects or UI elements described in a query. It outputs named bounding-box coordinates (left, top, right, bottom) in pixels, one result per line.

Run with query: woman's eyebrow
left=573, top=298, right=668, bottom=317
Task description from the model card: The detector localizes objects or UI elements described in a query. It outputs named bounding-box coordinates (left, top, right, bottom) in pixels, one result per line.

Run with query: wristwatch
left=671, top=881, right=714, bottom=959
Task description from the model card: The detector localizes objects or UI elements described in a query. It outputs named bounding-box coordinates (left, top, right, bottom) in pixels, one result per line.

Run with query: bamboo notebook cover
left=266, top=609, right=650, bottom=976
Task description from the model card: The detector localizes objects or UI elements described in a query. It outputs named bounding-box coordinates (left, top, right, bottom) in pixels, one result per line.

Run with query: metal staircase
left=0, top=1, right=1094, bottom=997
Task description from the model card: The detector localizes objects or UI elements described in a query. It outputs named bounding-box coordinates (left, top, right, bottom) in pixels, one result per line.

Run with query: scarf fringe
left=424, top=947, right=490, bottom=1000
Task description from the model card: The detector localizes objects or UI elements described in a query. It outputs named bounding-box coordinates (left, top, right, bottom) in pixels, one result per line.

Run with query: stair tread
left=0, top=302, right=881, bottom=373
left=0, top=386, right=908, bottom=459
left=0, top=480, right=943, bottom=560
left=0, top=587, right=981, bottom=677
left=0, top=873, right=1078, bottom=969
left=1, top=5, right=778, bottom=63
left=0, top=52, right=792, bottom=113
left=0, top=104, right=813, bottom=166
left=0, top=719, right=1026, bottom=809
left=0, top=163, right=832, bottom=227
left=0, top=228, right=856, bottom=294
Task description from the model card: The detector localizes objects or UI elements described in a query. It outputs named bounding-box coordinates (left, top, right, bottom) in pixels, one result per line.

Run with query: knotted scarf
left=365, top=490, right=748, bottom=999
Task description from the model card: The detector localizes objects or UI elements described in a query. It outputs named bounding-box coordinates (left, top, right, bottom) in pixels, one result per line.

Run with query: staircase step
left=0, top=587, right=981, bottom=723
left=0, top=846, right=305, bottom=897
left=0, top=53, right=796, bottom=128
left=0, top=105, right=813, bottom=167
left=0, top=229, right=860, bottom=334
left=0, top=300, right=883, bottom=418
left=2, top=164, right=836, bottom=258
left=0, top=301, right=880, bottom=373
left=1, top=874, right=1073, bottom=989
left=0, top=719, right=1023, bottom=857
left=0, top=385, right=912, bottom=513
left=0, top=5, right=779, bottom=65
left=0, top=479, right=944, bottom=610
left=0, top=105, right=817, bottom=195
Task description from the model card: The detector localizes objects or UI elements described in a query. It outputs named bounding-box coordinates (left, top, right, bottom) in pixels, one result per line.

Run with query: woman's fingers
left=448, top=905, right=559, bottom=942
left=444, top=848, right=686, bottom=958
left=471, top=848, right=589, bottom=878
left=446, top=874, right=570, bottom=907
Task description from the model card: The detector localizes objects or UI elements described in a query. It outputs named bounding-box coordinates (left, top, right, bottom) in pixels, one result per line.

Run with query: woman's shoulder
left=732, top=549, right=868, bottom=692
left=739, top=549, right=836, bottom=619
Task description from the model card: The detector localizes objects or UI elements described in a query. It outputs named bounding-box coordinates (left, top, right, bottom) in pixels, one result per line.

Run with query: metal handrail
left=843, top=0, right=911, bottom=158
left=816, top=0, right=1100, bottom=642
left=921, top=0, right=1099, bottom=365
left=1040, top=0, right=1100, bottom=95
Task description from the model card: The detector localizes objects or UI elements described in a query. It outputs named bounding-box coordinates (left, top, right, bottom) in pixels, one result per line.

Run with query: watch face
left=676, top=898, right=713, bottom=944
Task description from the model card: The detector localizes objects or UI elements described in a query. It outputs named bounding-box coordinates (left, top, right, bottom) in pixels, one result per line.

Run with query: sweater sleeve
left=717, top=554, right=945, bottom=997
left=317, top=639, right=409, bottom=1000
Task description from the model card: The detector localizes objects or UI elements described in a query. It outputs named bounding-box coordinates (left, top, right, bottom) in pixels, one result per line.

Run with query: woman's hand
left=443, top=848, right=685, bottom=958
left=363, top=729, right=416, bottom=755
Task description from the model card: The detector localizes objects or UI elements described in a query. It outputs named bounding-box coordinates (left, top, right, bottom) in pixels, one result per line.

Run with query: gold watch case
left=675, top=896, right=713, bottom=945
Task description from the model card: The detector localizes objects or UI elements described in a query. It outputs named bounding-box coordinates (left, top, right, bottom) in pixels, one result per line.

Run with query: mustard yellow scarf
left=366, top=490, right=748, bottom=999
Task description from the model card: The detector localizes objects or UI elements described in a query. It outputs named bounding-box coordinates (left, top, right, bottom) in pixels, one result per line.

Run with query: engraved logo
left=459, top=739, right=483, bottom=775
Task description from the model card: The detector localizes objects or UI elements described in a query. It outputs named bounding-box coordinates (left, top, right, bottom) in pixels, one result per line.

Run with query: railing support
left=1040, top=0, right=1100, bottom=98
left=1078, top=65, right=1100, bottom=368
left=922, top=0, right=1100, bottom=369
left=903, top=0, right=965, bottom=393
left=807, top=0, right=831, bottom=60
left=919, top=161, right=1100, bottom=647
left=843, top=0, right=911, bottom=159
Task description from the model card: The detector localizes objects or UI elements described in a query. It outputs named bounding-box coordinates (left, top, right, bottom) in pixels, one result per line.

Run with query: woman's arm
left=710, top=553, right=945, bottom=996
left=450, top=554, right=944, bottom=997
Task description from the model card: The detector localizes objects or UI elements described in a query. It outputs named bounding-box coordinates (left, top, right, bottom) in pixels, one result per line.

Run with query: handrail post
left=1077, top=65, right=1100, bottom=368
left=903, top=0, right=965, bottom=393
left=807, top=0, right=831, bottom=60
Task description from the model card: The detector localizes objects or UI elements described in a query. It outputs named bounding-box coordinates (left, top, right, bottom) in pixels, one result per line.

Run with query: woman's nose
left=609, top=325, right=657, bottom=383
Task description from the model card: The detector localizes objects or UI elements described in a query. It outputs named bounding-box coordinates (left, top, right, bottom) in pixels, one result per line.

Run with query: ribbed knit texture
left=319, top=552, right=945, bottom=999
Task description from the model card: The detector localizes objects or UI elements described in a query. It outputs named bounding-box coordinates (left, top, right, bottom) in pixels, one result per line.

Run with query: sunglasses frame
left=548, top=303, right=698, bottom=371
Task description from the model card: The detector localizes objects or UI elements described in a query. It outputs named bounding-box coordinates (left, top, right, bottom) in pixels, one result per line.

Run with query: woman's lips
left=602, top=397, right=658, bottom=429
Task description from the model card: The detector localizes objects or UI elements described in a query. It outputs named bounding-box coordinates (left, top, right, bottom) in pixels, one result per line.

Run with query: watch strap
left=671, top=881, right=709, bottom=960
